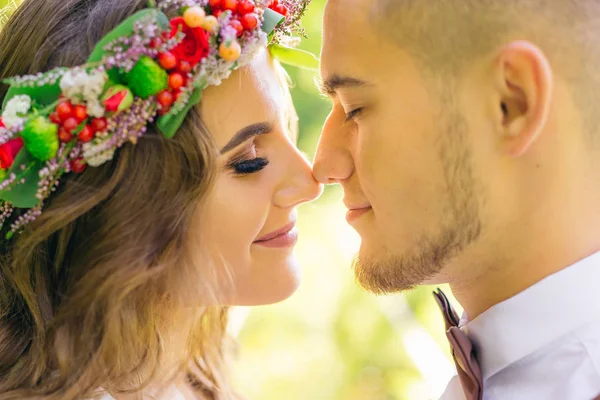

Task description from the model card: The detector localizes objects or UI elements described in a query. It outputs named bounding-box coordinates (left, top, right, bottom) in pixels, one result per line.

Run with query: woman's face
left=199, top=49, right=322, bottom=306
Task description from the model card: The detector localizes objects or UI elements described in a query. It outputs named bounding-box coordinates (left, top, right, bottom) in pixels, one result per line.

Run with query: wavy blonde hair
left=0, top=0, right=241, bottom=398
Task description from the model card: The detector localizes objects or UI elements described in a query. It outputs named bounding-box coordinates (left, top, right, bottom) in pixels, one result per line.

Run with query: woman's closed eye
left=227, top=142, right=269, bottom=175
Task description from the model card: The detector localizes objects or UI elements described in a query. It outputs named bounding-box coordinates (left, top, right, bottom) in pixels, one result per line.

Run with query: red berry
left=49, top=112, right=61, bottom=124
left=0, top=117, right=4, bottom=129
left=177, top=60, right=192, bottom=74
left=158, top=52, right=178, bottom=70
left=222, top=0, right=237, bottom=11
left=230, top=19, right=244, bottom=37
left=58, top=127, right=73, bottom=143
left=62, top=117, right=79, bottom=133
left=241, top=12, right=259, bottom=30
left=56, top=101, right=73, bottom=121
left=149, top=38, right=163, bottom=49
left=157, top=90, right=174, bottom=108
left=78, top=125, right=94, bottom=143
left=73, top=105, right=88, bottom=123
left=209, top=0, right=222, bottom=9
left=70, top=158, right=86, bottom=173
left=237, top=0, right=255, bottom=15
left=158, top=105, right=172, bottom=116
left=168, top=72, right=185, bottom=90
left=274, top=4, right=288, bottom=16
left=90, top=117, right=107, bottom=133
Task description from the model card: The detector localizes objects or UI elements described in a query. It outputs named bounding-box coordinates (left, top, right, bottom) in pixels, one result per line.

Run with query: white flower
left=59, top=72, right=75, bottom=91
left=4, top=95, right=31, bottom=115
left=1, top=114, right=22, bottom=129
left=82, top=140, right=115, bottom=167
left=60, top=69, right=107, bottom=107
left=60, top=69, right=86, bottom=100
left=2, top=95, right=31, bottom=128
left=206, top=57, right=235, bottom=87
left=73, top=70, right=89, bottom=87
left=237, top=31, right=268, bottom=67
left=86, top=99, right=105, bottom=118
left=85, top=149, right=115, bottom=167
left=83, top=70, right=108, bottom=99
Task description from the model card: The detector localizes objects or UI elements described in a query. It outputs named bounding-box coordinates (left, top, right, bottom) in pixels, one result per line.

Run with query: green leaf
left=0, top=148, right=43, bottom=208
left=262, top=8, right=285, bottom=36
left=87, top=8, right=170, bottom=83
left=2, top=79, right=62, bottom=111
left=2, top=68, right=69, bottom=110
left=269, top=44, right=320, bottom=71
left=156, top=86, right=204, bottom=138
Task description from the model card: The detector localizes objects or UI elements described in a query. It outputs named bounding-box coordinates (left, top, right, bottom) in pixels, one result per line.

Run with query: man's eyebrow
left=317, top=75, right=368, bottom=96
left=220, top=122, right=273, bottom=154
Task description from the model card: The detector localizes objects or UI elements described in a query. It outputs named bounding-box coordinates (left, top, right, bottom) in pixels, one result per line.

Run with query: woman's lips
left=254, top=222, right=298, bottom=248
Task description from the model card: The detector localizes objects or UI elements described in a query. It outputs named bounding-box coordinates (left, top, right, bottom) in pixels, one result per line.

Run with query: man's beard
left=354, top=106, right=483, bottom=294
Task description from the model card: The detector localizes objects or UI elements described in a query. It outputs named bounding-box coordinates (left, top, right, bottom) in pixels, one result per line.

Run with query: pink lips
left=346, top=206, right=372, bottom=222
left=253, top=222, right=298, bottom=248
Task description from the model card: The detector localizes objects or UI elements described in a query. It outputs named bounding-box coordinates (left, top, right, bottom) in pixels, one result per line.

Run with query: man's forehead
left=323, top=0, right=370, bottom=32
left=321, top=0, right=375, bottom=75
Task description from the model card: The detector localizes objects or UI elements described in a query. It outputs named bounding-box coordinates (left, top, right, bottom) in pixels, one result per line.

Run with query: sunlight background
left=0, top=0, right=461, bottom=398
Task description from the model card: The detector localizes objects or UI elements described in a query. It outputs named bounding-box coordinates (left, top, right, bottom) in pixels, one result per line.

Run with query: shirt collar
left=465, top=250, right=600, bottom=380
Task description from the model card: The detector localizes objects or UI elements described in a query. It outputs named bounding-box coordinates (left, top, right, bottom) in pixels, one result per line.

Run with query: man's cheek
left=356, top=134, right=383, bottom=176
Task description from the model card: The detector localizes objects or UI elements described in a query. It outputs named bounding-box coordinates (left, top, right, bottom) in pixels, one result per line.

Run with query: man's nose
left=313, top=111, right=355, bottom=184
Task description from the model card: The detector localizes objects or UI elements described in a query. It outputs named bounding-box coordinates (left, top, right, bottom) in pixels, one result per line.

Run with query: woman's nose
left=274, top=148, right=323, bottom=209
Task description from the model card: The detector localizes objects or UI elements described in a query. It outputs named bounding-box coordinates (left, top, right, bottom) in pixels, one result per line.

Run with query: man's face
left=314, top=0, right=484, bottom=293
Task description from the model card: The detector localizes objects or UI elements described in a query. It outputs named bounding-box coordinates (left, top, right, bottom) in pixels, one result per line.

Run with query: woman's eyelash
left=345, top=108, right=363, bottom=122
left=229, top=157, right=269, bottom=175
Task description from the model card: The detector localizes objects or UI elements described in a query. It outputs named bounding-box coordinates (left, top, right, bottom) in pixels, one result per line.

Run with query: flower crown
left=0, top=0, right=317, bottom=239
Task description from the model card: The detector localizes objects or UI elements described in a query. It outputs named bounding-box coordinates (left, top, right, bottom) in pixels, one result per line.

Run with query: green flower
left=20, top=116, right=59, bottom=161
left=125, top=56, right=169, bottom=99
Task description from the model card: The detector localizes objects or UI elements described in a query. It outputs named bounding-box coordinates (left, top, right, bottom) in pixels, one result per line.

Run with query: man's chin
left=353, top=252, right=417, bottom=295
left=353, top=245, right=445, bottom=294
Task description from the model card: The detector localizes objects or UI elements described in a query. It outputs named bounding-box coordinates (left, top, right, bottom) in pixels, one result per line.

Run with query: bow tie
left=433, top=289, right=483, bottom=400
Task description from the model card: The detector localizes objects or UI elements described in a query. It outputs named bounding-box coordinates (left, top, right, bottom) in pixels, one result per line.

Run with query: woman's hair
left=0, top=0, right=238, bottom=398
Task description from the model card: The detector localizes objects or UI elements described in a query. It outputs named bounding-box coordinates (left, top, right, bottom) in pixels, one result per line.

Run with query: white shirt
left=440, top=251, right=600, bottom=400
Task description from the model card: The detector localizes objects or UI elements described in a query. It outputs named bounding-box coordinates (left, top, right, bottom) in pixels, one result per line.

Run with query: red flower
left=0, top=137, right=24, bottom=170
left=169, top=17, right=210, bottom=67
left=104, top=90, right=127, bottom=112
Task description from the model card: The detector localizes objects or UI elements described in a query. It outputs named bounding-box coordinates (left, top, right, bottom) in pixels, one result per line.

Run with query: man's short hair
left=371, top=1, right=600, bottom=134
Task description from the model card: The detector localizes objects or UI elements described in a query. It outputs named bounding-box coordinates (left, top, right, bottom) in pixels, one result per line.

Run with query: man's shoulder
left=569, top=318, right=600, bottom=364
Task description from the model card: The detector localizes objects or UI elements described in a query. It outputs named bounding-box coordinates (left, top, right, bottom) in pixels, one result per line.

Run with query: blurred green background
left=0, top=0, right=460, bottom=398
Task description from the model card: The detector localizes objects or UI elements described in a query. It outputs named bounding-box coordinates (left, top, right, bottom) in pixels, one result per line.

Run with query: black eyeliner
left=230, top=158, right=269, bottom=174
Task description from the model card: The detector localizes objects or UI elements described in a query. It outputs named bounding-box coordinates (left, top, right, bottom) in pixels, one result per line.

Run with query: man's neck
left=448, top=209, right=600, bottom=319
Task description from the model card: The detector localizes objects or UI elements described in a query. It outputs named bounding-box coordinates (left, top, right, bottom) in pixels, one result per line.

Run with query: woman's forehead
left=201, top=49, right=286, bottom=149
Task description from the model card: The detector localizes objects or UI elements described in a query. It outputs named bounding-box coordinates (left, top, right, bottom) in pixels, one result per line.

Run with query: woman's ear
left=493, top=40, right=553, bottom=157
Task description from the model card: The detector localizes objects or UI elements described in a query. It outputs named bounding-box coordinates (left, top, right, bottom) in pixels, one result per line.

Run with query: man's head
left=314, top=0, right=600, bottom=294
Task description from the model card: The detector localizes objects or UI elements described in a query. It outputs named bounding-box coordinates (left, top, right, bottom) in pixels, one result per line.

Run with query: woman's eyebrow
left=220, top=122, right=273, bottom=154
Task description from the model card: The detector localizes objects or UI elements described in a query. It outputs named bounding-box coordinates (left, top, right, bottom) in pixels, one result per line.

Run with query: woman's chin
left=226, top=259, right=303, bottom=306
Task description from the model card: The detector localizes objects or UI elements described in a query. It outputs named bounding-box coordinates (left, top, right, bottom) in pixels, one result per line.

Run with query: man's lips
left=344, top=200, right=372, bottom=223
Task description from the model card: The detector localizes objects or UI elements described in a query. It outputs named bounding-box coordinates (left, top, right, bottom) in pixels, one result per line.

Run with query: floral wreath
left=0, top=0, right=317, bottom=239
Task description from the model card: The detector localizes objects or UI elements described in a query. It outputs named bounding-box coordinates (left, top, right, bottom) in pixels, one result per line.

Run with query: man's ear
left=493, top=40, right=553, bottom=157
